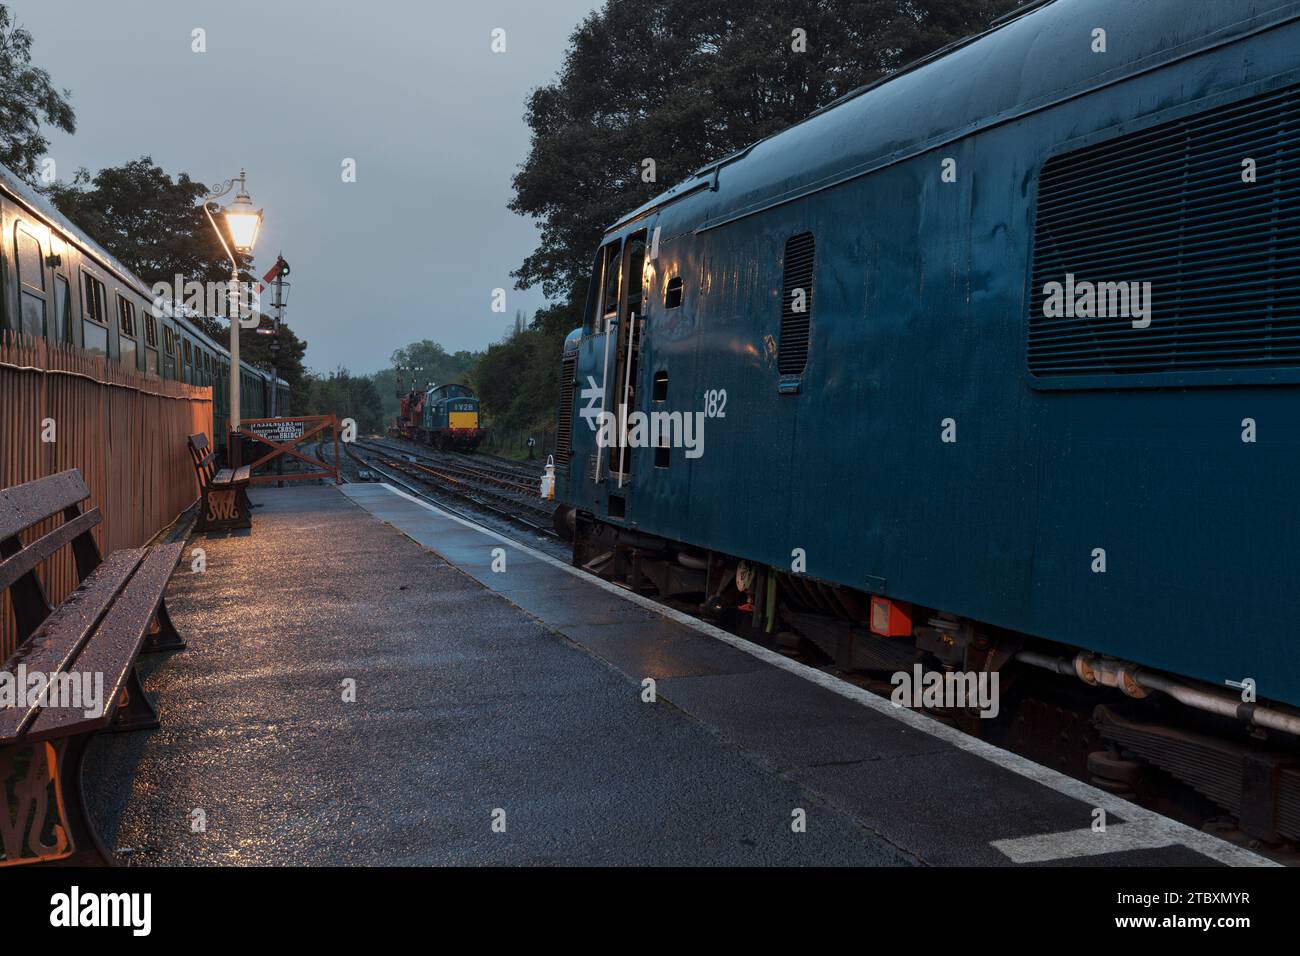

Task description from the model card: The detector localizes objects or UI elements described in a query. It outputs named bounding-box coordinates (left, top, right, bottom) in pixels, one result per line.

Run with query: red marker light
left=869, top=596, right=913, bottom=637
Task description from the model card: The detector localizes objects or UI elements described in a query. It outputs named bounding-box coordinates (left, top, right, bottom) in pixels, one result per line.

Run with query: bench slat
left=24, top=542, right=184, bottom=743
left=233, top=466, right=251, bottom=483
left=0, top=507, right=102, bottom=593
left=0, top=547, right=146, bottom=745
left=188, top=435, right=217, bottom=480
left=0, top=470, right=91, bottom=541
left=212, top=468, right=234, bottom=486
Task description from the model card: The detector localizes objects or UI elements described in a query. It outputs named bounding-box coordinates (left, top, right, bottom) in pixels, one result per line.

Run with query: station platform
left=86, top=482, right=1273, bottom=866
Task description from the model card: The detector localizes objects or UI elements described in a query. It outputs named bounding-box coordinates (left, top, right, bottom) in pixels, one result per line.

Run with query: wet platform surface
left=86, top=483, right=1272, bottom=866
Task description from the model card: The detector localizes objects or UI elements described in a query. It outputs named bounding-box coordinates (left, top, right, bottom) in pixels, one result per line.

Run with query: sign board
left=247, top=418, right=306, bottom=444
left=235, top=415, right=341, bottom=485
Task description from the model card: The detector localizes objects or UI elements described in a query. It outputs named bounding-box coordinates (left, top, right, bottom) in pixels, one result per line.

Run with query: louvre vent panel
left=1028, top=82, right=1300, bottom=379
left=555, top=354, right=576, bottom=466
left=779, top=232, right=815, bottom=375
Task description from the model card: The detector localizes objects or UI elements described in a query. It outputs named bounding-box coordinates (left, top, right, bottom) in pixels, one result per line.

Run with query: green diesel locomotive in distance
left=392, top=383, right=485, bottom=451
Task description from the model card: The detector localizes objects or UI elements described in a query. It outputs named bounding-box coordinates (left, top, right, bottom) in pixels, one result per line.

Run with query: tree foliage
left=300, top=368, right=386, bottom=436
left=472, top=323, right=567, bottom=440
left=0, top=5, right=75, bottom=186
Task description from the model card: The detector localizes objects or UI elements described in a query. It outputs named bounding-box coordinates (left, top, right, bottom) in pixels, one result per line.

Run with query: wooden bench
left=0, top=469, right=186, bottom=867
left=187, top=432, right=251, bottom=533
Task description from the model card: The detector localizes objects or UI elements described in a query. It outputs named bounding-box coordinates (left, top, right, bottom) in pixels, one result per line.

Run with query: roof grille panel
left=1028, top=83, right=1300, bottom=381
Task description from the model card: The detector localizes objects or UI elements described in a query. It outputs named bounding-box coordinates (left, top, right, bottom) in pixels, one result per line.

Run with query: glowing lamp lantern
left=202, top=168, right=266, bottom=453
left=223, top=186, right=263, bottom=253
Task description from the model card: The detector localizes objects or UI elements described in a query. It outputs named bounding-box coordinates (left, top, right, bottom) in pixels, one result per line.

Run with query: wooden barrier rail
left=0, top=333, right=212, bottom=660
left=236, top=415, right=341, bottom=484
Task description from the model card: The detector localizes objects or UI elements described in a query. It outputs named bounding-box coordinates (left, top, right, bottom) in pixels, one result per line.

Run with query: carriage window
left=664, top=276, right=683, bottom=309
left=116, top=295, right=137, bottom=367
left=19, top=291, right=45, bottom=339
left=117, top=295, right=136, bottom=337
left=53, top=275, right=71, bottom=343
left=163, top=325, right=175, bottom=355
left=15, top=226, right=46, bottom=338
left=15, top=226, right=43, bottom=291
left=82, top=273, right=107, bottom=323
left=81, top=272, right=108, bottom=354
left=144, top=312, right=158, bottom=348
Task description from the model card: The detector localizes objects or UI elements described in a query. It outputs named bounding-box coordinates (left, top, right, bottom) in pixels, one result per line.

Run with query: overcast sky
left=14, top=0, right=599, bottom=373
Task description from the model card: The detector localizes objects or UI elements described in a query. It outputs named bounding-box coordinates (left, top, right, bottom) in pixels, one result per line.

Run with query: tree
left=509, top=0, right=1023, bottom=308
left=301, top=367, right=386, bottom=436
left=46, top=157, right=233, bottom=287
left=472, top=321, right=568, bottom=444
left=0, top=5, right=75, bottom=186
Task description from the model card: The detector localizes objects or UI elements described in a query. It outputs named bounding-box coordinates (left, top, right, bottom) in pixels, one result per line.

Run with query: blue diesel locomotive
left=553, top=0, right=1300, bottom=842
left=393, top=383, right=486, bottom=451
left=421, top=383, right=485, bottom=451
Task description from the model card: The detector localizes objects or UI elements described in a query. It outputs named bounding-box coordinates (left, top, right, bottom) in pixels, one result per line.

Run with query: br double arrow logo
left=579, top=376, right=604, bottom=431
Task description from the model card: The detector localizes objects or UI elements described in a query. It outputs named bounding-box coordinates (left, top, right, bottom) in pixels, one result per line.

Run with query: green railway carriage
left=0, top=164, right=288, bottom=445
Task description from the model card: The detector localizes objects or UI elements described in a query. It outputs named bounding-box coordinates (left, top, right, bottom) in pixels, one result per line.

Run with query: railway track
left=314, top=438, right=347, bottom=482
left=368, top=436, right=543, bottom=487
left=347, top=439, right=559, bottom=539
left=362, top=438, right=539, bottom=495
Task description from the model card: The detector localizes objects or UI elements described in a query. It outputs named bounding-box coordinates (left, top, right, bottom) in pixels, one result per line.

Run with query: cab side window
left=664, top=276, right=683, bottom=309
left=623, top=235, right=646, bottom=319
left=600, top=242, right=621, bottom=325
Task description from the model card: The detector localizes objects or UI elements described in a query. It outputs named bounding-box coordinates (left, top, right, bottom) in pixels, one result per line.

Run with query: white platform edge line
left=352, top=482, right=1277, bottom=868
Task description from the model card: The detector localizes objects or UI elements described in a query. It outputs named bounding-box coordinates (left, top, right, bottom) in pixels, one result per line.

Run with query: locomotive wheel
left=1087, top=749, right=1145, bottom=796
left=554, top=504, right=576, bottom=541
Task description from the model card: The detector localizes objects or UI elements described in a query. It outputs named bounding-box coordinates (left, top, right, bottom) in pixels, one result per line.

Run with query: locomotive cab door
left=604, top=228, right=649, bottom=488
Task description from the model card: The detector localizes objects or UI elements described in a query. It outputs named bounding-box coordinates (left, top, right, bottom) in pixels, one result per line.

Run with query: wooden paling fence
left=0, top=332, right=213, bottom=659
